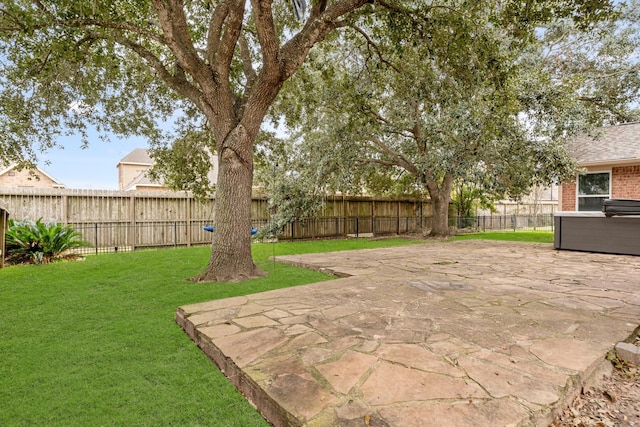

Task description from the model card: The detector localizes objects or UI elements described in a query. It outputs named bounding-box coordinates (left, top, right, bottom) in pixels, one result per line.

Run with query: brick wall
left=611, top=165, right=640, bottom=199
left=560, top=182, right=576, bottom=211
left=560, top=165, right=640, bottom=211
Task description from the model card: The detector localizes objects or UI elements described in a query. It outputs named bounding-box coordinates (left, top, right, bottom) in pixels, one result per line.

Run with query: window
left=577, top=172, right=610, bottom=211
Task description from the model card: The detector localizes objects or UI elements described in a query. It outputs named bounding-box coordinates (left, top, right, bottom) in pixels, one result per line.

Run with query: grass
left=0, top=233, right=549, bottom=426
left=0, top=237, right=425, bottom=426
left=451, top=230, right=554, bottom=243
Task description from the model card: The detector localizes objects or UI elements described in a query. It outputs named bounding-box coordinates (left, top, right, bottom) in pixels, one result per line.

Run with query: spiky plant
left=5, top=218, right=90, bottom=265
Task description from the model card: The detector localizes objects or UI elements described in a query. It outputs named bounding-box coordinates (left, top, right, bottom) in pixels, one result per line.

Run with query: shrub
left=5, top=218, right=91, bottom=265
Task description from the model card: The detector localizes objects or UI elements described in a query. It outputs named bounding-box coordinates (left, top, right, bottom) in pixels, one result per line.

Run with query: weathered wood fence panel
left=0, top=188, right=429, bottom=251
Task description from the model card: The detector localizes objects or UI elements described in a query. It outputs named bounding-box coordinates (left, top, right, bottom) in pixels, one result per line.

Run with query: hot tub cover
left=602, top=199, right=640, bottom=217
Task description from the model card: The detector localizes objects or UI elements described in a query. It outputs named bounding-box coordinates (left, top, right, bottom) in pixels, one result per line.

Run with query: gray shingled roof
left=568, top=122, right=640, bottom=165
left=117, top=148, right=153, bottom=165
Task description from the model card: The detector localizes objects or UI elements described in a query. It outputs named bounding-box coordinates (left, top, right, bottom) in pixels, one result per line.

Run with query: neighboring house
left=117, top=148, right=164, bottom=191
left=559, top=122, right=640, bottom=212
left=0, top=164, right=65, bottom=189
left=117, top=148, right=218, bottom=191
left=475, top=184, right=559, bottom=217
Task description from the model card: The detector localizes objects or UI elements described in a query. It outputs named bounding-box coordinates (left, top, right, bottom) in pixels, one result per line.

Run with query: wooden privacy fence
left=0, top=188, right=431, bottom=253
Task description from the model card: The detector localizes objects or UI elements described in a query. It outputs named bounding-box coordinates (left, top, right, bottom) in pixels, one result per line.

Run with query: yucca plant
left=5, top=218, right=91, bottom=265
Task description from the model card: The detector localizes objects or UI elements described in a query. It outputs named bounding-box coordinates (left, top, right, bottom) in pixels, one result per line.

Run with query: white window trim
left=575, top=170, right=611, bottom=210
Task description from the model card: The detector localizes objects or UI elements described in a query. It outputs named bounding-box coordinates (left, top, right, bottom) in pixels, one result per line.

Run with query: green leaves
left=0, top=1, right=177, bottom=165
left=5, top=218, right=91, bottom=265
left=147, top=128, right=217, bottom=200
left=263, top=0, right=636, bottom=237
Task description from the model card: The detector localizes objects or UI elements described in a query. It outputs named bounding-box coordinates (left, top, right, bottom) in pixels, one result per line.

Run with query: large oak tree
left=1, top=0, right=377, bottom=282
left=0, top=0, right=621, bottom=279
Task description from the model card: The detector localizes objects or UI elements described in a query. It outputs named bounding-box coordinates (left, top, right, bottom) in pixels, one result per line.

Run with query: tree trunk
left=195, top=126, right=266, bottom=282
left=427, top=173, right=454, bottom=237
left=430, top=193, right=451, bottom=236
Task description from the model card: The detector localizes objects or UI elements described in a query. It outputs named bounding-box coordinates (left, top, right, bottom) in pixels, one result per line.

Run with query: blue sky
left=38, top=132, right=150, bottom=190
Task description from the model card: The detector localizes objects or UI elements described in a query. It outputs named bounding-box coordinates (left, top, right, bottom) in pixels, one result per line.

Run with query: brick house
left=0, top=164, right=65, bottom=189
left=559, top=122, right=640, bottom=211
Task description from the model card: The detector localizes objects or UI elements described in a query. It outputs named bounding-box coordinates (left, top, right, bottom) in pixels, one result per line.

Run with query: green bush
left=5, top=218, right=91, bottom=265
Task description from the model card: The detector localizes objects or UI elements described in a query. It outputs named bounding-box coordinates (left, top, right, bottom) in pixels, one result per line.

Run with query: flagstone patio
left=176, top=240, right=640, bottom=427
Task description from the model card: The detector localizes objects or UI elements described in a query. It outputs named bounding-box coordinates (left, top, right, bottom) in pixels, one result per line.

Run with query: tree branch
left=250, top=0, right=280, bottom=72
left=366, top=136, right=419, bottom=176
left=113, top=35, right=208, bottom=115
left=239, top=32, right=258, bottom=88
left=0, top=7, right=30, bottom=32
left=280, top=0, right=370, bottom=80
left=206, top=1, right=229, bottom=65
left=151, top=0, right=215, bottom=87
left=214, top=0, right=245, bottom=81
left=65, top=18, right=165, bottom=44
left=578, top=96, right=636, bottom=123
left=29, top=0, right=166, bottom=44
left=348, top=24, right=403, bottom=74
left=360, top=105, right=415, bottom=139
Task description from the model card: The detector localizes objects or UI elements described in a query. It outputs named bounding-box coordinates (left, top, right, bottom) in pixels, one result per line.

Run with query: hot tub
left=554, top=210, right=640, bottom=256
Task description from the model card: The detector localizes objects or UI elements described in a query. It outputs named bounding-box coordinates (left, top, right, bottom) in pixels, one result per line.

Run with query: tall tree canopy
left=1, top=0, right=377, bottom=281
left=0, top=0, right=623, bottom=279
left=260, top=0, right=638, bottom=236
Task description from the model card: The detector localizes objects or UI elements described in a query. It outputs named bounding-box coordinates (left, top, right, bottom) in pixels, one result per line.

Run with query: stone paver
left=176, top=240, right=640, bottom=427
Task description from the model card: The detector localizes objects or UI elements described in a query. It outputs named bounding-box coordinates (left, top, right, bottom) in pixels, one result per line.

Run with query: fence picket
left=1, top=188, right=554, bottom=255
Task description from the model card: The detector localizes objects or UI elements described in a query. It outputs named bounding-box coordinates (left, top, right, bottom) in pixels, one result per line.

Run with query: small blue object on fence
left=203, top=225, right=258, bottom=235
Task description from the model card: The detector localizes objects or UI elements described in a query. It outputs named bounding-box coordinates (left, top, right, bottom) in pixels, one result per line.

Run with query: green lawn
left=0, top=233, right=550, bottom=426
left=451, top=230, right=554, bottom=243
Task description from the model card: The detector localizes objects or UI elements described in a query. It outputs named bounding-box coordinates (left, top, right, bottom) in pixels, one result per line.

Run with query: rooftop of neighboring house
left=116, top=148, right=154, bottom=166
left=117, top=148, right=219, bottom=191
left=568, top=122, right=640, bottom=166
left=0, top=163, right=66, bottom=189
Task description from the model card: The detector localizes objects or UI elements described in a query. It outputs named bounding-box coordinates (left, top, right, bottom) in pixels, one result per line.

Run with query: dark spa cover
left=602, top=199, right=640, bottom=217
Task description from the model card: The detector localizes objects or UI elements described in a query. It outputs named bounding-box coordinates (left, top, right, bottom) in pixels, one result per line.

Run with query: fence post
left=95, top=223, right=98, bottom=255
left=62, top=194, right=69, bottom=225
left=371, top=200, right=375, bottom=237
left=174, top=221, right=177, bottom=248
left=129, top=195, right=136, bottom=251
left=397, top=201, right=400, bottom=235
left=372, top=215, right=376, bottom=236
left=186, top=199, right=192, bottom=247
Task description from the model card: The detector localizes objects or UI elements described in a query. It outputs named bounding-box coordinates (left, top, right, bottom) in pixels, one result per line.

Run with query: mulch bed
left=552, top=338, right=640, bottom=427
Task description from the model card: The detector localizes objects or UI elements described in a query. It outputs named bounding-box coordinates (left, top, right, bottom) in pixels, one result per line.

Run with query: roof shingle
left=569, top=122, right=640, bottom=165
left=117, top=148, right=153, bottom=165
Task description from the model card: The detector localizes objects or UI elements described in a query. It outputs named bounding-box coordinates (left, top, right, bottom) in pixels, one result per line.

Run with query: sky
left=38, top=132, right=150, bottom=190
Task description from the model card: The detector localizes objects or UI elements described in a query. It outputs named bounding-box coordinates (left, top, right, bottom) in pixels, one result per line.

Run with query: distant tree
left=262, top=0, right=638, bottom=236
left=452, top=180, right=496, bottom=228
left=533, top=0, right=640, bottom=125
